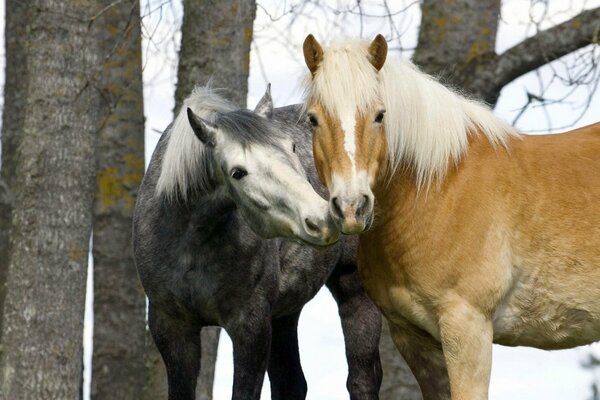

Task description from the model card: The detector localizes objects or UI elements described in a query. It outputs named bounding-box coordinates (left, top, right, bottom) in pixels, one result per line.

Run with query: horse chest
left=272, top=242, right=334, bottom=316
left=357, top=238, right=441, bottom=339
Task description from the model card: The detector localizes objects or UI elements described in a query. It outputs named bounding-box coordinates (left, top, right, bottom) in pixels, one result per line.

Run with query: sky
left=142, top=1, right=600, bottom=399
left=1, top=1, right=599, bottom=399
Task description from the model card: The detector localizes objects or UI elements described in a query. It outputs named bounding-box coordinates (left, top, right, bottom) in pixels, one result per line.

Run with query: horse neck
left=372, top=166, right=417, bottom=223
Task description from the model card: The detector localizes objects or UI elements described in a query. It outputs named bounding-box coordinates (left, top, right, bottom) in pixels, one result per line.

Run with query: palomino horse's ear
left=303, top=34, right=324, bottom=76
left=187, top=108, right=218, bottom=147
left=368, top=34, right=388, bottom=71
left=254, top=83, right=273, bottom=119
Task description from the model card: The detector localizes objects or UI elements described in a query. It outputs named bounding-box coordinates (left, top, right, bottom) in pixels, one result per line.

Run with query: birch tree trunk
left=142, top=1, right=256, bottom=399
left=0, top=0, right=104, bottom=398
left=91, top=1, right=146, bottom=398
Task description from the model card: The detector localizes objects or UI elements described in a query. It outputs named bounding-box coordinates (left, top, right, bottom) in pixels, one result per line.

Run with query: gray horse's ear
left=187, top=108, right=218, bottom=147
left=254, top=83, right=273, bottom=119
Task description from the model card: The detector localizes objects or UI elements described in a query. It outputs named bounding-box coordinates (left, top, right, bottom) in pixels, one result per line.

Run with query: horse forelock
left=303, top=39, right=381, bottom=119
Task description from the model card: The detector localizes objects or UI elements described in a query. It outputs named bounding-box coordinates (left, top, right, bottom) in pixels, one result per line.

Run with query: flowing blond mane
left=304, top=39, right=518, bottom=188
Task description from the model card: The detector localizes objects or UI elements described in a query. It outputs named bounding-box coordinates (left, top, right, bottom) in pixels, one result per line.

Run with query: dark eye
left=374, top=110, right=385, bottom=124
left=308, top=114, right=319, bottom=127
left=292, top=143, right=296, bottom=153
left=230, top=168, right=248, bottom=180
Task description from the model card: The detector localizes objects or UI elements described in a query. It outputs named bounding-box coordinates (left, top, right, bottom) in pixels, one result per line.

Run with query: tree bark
left=174, top=0, right=256, bottom=110
left=379, top=321, right=422, bottom=400
left=91, top=1, right=146, bottom=399
left=412, top=0, right=502, bottom=102
left=412, top=0, right=600, bottom=105
left=491, top=6, right=600, bottom=97
left=142, top=1, right=256, bottom=400
left=0, top=0, right=27, bottom=338
left=0, top=0, right=103, bottom=398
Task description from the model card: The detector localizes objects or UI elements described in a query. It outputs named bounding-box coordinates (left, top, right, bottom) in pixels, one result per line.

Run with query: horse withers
left=302, top=34, right=600, bottom=400
left=133, top=85, right=382, bottom=400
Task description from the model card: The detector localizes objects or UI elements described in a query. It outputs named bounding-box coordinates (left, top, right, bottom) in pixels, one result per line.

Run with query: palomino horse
left=133, top=85, right=382, bottom=400
left=302, top=34, right=600, bottom=400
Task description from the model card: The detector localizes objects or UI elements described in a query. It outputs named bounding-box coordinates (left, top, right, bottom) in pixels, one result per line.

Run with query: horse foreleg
left=148, top=303, right=201, bottom=400
left=227, top=301, right=272, bottom=400
left=327, top=262, right=383, bottom=400
left=267, top=312, right=307, bottom=400
left=387, top=318, right=450, bottom=400
left=438, top=300, right=493, bottom=400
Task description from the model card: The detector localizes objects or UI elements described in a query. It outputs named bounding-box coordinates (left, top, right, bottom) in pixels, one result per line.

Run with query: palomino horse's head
left=186, top=86, right=339, bottom=247
left=303, top=34, right=388, bottom=234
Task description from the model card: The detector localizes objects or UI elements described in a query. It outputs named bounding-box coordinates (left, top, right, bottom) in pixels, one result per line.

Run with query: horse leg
left=438, top=301, right=493, bottom=400
left=267, top=312, right=307, bottom=400
left=148, top=303, right=201, bottom=400
left=387, top=318, right=451, bottom=400
left=327, top=262, right=382, bottom=400
left=227, top=301, right=272, bottom=400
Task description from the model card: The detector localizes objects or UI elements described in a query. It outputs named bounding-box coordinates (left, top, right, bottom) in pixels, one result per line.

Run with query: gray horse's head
left=186, top=86, right=339, bottom=246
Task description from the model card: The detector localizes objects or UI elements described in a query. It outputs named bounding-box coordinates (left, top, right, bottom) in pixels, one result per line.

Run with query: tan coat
left=359, top=123, right=600, bottom=399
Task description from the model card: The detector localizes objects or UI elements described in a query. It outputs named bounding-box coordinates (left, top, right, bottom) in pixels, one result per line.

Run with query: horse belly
left=492, top=270, right=600, bottom=349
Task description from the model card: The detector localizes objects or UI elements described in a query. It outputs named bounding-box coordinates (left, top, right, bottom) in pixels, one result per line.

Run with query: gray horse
left=133, top=85, right=382, bottom=400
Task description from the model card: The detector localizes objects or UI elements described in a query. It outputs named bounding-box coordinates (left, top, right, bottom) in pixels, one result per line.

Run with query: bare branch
left=494, top=6, right=600, bottom=90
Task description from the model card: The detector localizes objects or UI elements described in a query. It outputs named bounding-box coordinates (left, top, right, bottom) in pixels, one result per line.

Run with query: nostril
left=331, top=197, right=343, bottom=218
left=304, top=217, right=320, bottom=234
left=356, top=195, right=370, bottom=217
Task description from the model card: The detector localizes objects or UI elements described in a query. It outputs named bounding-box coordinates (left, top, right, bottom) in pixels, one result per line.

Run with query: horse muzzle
left=329, top=194, right=373, bottom=235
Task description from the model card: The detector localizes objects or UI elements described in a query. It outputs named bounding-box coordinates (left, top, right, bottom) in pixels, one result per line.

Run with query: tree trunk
left=379, top=321, right=422, bottom=400
left=174, top=0, right=256, bottom=109
left=0, top=0, right=103, bottom=398
left=91, top=1, right=146, bottom=399
left=142, top=1, right=256, bottom=399
left=142, top=329, right=168, bottom=400
left=412, top=0, right=502, bottom=103
left=0, top=0, right=28, bottom=338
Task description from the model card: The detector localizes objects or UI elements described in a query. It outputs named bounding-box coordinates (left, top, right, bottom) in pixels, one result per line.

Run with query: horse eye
left=374, top=110, right=385, bottom=124
left=308, top=114, right=319, bottom=127
left=230, top=168, right=248, bottom=180
left=292, top=143, right=296, bottom=153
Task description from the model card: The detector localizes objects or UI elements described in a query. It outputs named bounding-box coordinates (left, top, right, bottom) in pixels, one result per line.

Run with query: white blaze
left=340, top=109, right=357, bottom=175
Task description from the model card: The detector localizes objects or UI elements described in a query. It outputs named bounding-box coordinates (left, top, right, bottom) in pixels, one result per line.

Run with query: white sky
left=140, top=1, right=600, bottom=399
left=1, top=1, right=599, bottom=399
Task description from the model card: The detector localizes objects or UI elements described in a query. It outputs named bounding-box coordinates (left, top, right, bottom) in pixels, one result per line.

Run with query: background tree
left=412, top=0, right=600, bottom=105
left=0, top=0, right=27, bottom=338
left=582, top=353, right=600, bottom=400
left=91, top=1, right=147, bottom=399
left=0, top=0, right=105, bottom=397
